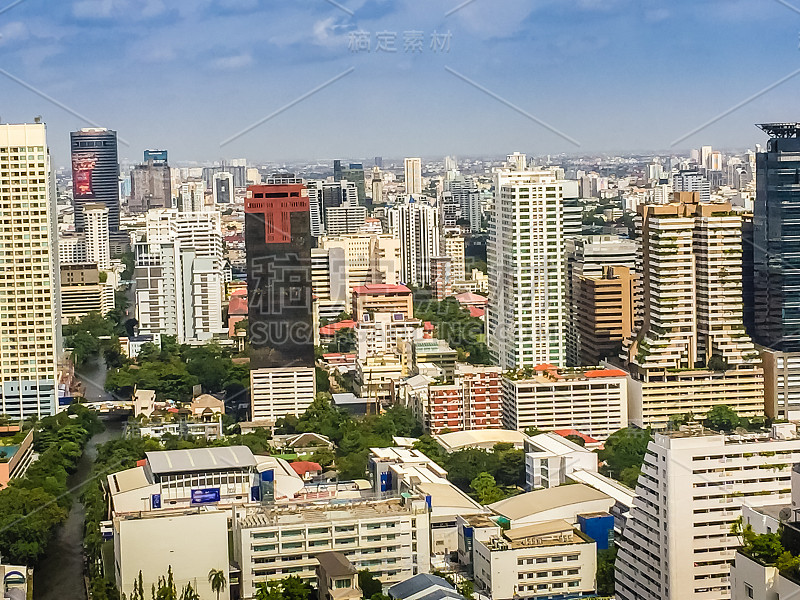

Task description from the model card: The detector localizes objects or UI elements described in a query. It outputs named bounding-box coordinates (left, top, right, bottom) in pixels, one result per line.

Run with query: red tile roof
left=553, top=429, right=600, bottom=445
left=290, top=461, right=322, bottom=475
left=228, top=293, right=249, bottom=316
left=352, top=284, right=412, bottom=295
left=319, top=320, right=357, bottom=336
left=456, top=292, right=489, bottom=305
left=467, top=306, right=485, bottom=318
left=584, top=368, right=628, bottom=378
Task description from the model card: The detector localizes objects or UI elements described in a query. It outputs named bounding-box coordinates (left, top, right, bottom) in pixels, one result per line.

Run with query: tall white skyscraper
left=83, top=202, right=110, bottom=269
left=0, top=123, right=58, bottom=417
left=403, top=157, right=423, bottom=196
left=488, top=155, right=567, bottom=369
left=135, top=210, right=224, bottom=343
left=388, top=201, right=439, bottom=287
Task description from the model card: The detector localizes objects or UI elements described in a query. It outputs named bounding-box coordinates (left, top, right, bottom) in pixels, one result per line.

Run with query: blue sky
left=0, top=0, right=798, bottom=166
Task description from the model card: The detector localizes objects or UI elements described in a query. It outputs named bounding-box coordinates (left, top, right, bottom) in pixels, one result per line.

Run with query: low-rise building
left=250, top=367, right=316, bottom=420
left=388, top=573, right=465, bottom=600
left=435, top=429, right=530, bottom=453
left=524, top=433, right=598, bottom=490
left=233, top=496, right=431, bottom=598
left=352, top=284, right=414, bottom=321
left=473, top=520, right=597, bottom=600
left=488, top=484, right=614, bottom=529
left=502, top=366, right=628, bottom=440
left=316, top=552, right=361, bottom=600
left=404, top=365, right=503, bottom=434
left=114, top=509, right=229, bottom=600
left=356, top=313, right=424, bottom=361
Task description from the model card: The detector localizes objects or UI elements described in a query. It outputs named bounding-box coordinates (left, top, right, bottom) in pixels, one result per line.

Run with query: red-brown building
left=425, top=364, right=503, bottom=434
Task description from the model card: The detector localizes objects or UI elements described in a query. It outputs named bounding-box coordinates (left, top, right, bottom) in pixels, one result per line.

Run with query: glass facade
left=752, top=125, right=800, bottom=351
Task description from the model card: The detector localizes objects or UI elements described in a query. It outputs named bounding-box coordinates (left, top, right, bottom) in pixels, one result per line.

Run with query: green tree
left=457, top=580, right=474, bottom=600
left=596, top=547, right=617, bottom=595
left=358, top=570, right=383, bottom=599
left=470, top=471, right=504, bottom=504
left=208, top=569, right=227, bottom=600
left=597, top=427, right=652, bottom=484
left=255, top=576, right=311, bottom=600
left=704, top=405, right=741, bottom=432
left=565, top=434, right=586, bottom=447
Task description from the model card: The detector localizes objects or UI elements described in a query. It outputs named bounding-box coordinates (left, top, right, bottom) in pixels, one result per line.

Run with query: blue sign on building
left=190, top=488, right=221, bottom=505
left=58, top=396, right=74, bottom=406
left=151, top=493, right=161, bottom=509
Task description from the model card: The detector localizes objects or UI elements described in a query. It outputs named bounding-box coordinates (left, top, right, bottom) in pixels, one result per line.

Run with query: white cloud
left=210, top=52, right=253, bottom=70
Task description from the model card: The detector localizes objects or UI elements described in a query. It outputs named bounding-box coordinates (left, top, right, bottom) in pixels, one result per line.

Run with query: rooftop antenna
left=34, top=116, right=42, bottom=124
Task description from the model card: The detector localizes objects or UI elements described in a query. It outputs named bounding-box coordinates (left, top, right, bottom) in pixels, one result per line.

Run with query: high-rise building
left=444, top=176, right=481, bottom=232
left=752, top=123, right=800, bottom=352
left=404, top=157, right=423, bottom=196
left=212, top=172, right=234, bottom=205
left=575, top=266, right=637, bottom=366
left=245, top=176, right=314, bottom=370
left=130, top=151, right=171, bottom=213
left=0, top=123, right=58, bottom=418
left=83, top=202, right=110, bottom=270
left=307, top=180, right=360, bottom=237
left=340, top=164, right=366, bottom=205
left=622, top=194, right=763, bottom=428
left=488, top=156, right=567, bottom=369
left=673, top=169, right=711, bottom=203
left=70, top=127, right=121, bottom=231
left=565, top=235, right=639, bottom=366
left=616, top=424, right=800, bottom=600
left=179, top=180, right=205, bottom=213
left=388, top=201, right=440, bottom=287
left=370, top=167, right=384, bottom=204
left=438, top=191, right=461, bottom=233
left=134, top=210, right=224, bottom=343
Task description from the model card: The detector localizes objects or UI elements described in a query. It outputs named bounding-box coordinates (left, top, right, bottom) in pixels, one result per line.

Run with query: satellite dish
left=780, top=508, right=793, bottom=522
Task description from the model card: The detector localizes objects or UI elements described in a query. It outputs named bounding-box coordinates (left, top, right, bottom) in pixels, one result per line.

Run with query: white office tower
left=616, top=424, right=800, bottom=600
left=673, top=170, right=711, bottom=203
left=179, top=180, right=205, bottom=212
left=0, top=124, right=58, bottom=417
left=404, top=157, right=423, bottom=196
left=488, top=156, right=567, bottom=369
left=371, top=166, right=384, bottom=204
left=444, top=176, right=481, bottom=232
left=135, top=210, right=224, bottom=343
left=83, top=202, right=111, bottom=269
left=701, top=145, right=713, bottom=170
left=389, top=202, right=440, bottom=287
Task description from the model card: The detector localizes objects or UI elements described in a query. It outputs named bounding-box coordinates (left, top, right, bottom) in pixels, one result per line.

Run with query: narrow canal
left=33, top=355, right=125, bottom=600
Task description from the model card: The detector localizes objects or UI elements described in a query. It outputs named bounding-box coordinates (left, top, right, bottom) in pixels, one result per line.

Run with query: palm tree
left=208, top=568, right=227, bottom=600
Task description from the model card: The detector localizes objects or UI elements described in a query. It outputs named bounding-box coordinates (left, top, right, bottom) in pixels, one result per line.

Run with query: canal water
left=33, top=356, right=124, bottom=600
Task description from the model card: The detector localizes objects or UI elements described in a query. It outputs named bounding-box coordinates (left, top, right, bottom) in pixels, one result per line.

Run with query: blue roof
left=388, top=574, right=454, bottom=600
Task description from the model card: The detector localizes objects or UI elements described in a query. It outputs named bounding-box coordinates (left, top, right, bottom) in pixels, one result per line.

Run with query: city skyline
left=1, top=0, right=799, bottom=163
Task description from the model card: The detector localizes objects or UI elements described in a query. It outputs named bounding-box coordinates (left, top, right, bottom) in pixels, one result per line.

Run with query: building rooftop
left=146, top=446, right=257, bottom=475
left=238, top=497, right=416, bottom=529
left=316, top=551, right=356, bottom=576
left=415, top=482, right=483, bottom=515
left=489, top=484, right=611, bottom=520
left=568, top=469, right=637, bottom=508
left=352, top=284, right=412, bottom=295
left=388, top=573, right=454, bottom=600
left=107, top=466, right=152, bottom=494
left=498, top=519, right=592, bottom=549
left=435, top=429, right=529, bottom=452
left=289, top=461, right=322, bottom=476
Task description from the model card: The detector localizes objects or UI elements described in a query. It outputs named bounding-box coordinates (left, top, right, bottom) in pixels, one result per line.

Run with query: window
left=567, top=554, right=579, bottom=561
left=568, top=581, right=580, bottom=588
left=745, top=584, right=754, bottom=599
left=335, top=579, right=351, bottom=589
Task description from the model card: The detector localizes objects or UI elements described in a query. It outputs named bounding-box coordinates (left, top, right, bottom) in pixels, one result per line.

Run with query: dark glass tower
left=70, top=128, right=121, bottom=231
left=752, top=123, right=800, bottom=351
left=245, top=176, right=314, bottom=369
